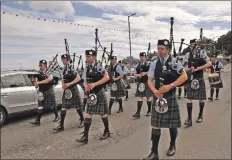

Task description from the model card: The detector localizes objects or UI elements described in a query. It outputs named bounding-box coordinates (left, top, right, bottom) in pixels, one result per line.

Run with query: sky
left=1, top=1, right=231, bottom=71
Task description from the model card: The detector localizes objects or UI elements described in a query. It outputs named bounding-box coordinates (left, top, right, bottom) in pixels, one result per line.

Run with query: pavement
left=1, top=66, right=231, bottom=159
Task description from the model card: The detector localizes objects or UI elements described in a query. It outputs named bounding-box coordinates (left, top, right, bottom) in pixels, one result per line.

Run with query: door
left=1, top=74, right=37, bottom=113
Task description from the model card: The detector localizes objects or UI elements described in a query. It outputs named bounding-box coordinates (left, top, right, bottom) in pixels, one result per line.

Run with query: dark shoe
left=208, top=97, right=213, bottom=101
left=132, top=113, right=140, bottom=118
left=215, top=97, right=219, bottom=100
left=143, top=151, right=159, bottom=160
left=29, top=120, right=40, bottom=126
left=146, top=111, right=151, bottom=117
left=53, top=116, right=59, bottom=122
left=166, top=145, right=176, bottom=156
left=184, top=118, right=192, bottom=126
left=116, top=109, right=123, bottom=113
left=100, top=131, right=110, bottom=140
left=78, top=119, right=84, bottom=128
left=125, top=97, right=128, bottom=101
left=53, top=124, right=64, bottom=132
left=196, top=116, right=203, bottom=123
left=76, top=135, right=88, bottom=144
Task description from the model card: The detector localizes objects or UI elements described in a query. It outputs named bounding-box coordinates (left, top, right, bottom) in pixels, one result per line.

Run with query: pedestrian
left=76, top=49, right=111, bottom=144
left=108, top=56, right=126, bottom=114
left=182, top=39, right=212, bottom=126
left=53, top=54, right=84, bottom=132
left=133, top=52, right=153, bottom=118
left=30, top=60, right=59, bottom=126
left=143, top=39, right=187, bottom=160
left=118, top=60, right=131, bottom=101
left=208, top=54, right=224, bottom=100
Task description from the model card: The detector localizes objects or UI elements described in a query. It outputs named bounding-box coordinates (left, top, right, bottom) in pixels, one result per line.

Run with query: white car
left=0, top=71, right=84, bottom=127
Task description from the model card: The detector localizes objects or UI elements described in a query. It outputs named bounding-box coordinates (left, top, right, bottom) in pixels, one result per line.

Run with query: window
left=1, top=74, right=27, bottom=88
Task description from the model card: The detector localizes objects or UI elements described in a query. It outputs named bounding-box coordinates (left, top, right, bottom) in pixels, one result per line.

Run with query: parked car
left=0, top=70, right=84, bottom=127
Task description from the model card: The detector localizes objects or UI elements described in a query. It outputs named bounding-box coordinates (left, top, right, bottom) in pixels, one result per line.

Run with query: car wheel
left=0, top=107, right=7, bottom=127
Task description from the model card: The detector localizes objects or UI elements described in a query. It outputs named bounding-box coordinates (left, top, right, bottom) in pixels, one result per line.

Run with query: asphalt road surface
left=1, top=67, right=231, bottom=159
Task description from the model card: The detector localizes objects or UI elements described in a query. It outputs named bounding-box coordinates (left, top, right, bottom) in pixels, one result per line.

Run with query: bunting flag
left=1, top=11, right=156, bottom=40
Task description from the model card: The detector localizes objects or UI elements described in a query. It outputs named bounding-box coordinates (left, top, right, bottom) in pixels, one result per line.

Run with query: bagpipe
left=155, top=17, right=190, bottom=114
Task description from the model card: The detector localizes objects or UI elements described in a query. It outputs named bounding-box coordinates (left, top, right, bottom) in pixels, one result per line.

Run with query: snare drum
left=208, top=73, right=221, bottom=85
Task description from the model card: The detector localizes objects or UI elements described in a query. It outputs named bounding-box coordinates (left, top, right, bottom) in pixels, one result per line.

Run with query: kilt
left=110, top=80, right=126, bottom=97
left=135, top=82, right=153, bottom=98
left=86, top=89, right=108, bottom=115
left=122, top=76, right=131, bottom=89
left=38, top=88, right=56, bottom=109
left=151, top=94, right=181, bottom=128
left=210, top=75, right=223, bottom=89
left=62, top=85, right=83, bottom=109
left=186, top=77, right=206, bottom=100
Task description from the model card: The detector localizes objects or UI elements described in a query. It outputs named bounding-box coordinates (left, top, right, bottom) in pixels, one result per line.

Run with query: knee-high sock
left=36, top=108, right=43, bottom=122
left=76, top=108, right=84, bottom=121
left=151, top=128, right=161, bottom=154
left=137, top=101, right=143, bottom=114
left=109, top=98, right=114, bottom=112
left=216, top=89, right=220, bottom=98
left=210, top=88, right=214, bottom=97
left=147, top=101, right=152, bottom=113
left=101, top=117, right=109, bottom=132
left=83, top=118, right=92, bottom=138
left=125, top=90, right=128, bottom=98
left=199, top=102, right=205, bottom=117
left=60, top=110, right=66, bottom=127
left=118, top=98, right=123, bottom=110
left=187, top=103, right=192, bottom=119
left=169, top=128, right=177, bottom=146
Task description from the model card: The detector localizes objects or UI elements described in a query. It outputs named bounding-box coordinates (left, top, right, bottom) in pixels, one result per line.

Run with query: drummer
left=207, top=54, right=224, bottom=101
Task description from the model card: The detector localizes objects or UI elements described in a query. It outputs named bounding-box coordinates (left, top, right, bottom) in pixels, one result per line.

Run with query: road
left=1, top=67, right=231, bottom=159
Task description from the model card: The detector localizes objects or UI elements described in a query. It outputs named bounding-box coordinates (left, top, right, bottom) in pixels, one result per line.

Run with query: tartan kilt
left=62, top=85, right=83, bottom=109
left=38, top=88, right=56, bottom=109
left=151, top=95, right=181, bottom=128
left=135, top=82, right=153, bottom=98
left=122, top=76, right=131, bottom=89
left=186, top=77, right=207, bottom=100
left=110, top=80, right=126, bottom=97
left=86, top=89, right=108, bottom=115
left=209, top=76, right=223, bottom=89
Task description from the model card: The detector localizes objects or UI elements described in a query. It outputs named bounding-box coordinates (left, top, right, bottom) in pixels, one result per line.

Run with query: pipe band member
left=108, top=56, right=126, bottom=114
left=53, top=54, right=84, bottom=132
left=118, top=60, right=131, bottom=101
left=76, top=49, right=111, bottom=144
left=143, top=39, right=187, bottom=160
left=208, top=54, right=224, bottom=101
left=30, top=60, right=59, bottom=126
left=133, top=52, right=153, bottom=118
left=182, top=39, right=212, bottom=126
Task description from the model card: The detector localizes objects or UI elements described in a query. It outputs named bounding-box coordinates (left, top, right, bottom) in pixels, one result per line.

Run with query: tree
left=215, top=30, right=231, bottom=56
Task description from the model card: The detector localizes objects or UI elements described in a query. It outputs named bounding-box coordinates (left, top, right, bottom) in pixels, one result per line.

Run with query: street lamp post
left=128, top=13, right=136, bottom=63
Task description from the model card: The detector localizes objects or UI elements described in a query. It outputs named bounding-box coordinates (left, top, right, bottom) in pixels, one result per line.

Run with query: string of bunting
left=2, top=11, right=156, bottom=40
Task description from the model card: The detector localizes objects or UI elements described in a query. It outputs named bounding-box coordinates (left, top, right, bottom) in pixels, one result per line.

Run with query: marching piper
left=30, top=60, right=59, bottom=126
left=108, top=56, right=126, bottom=114
left=183, top=39, right=212, bottom=126
left=76, top=49, right=111, bottom=144
left=143, top=39, right=187, bottom=160
left=207, top=54, right=224, bottom=100
left=133, top=52, right=153, bottom=118
left=118, top=60, right=131, bottom=101
left=53, top=54, right=84, bottom=132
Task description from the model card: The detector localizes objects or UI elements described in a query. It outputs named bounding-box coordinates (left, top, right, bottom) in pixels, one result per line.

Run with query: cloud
left=1, top=1, right=231, bottom=71
left=28, top=1, right=75, bottom=18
